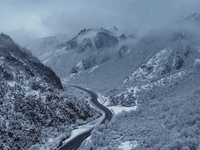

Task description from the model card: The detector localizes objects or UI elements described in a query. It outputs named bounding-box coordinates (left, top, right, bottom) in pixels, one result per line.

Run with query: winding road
left=57, top=86, right=113, bottom=150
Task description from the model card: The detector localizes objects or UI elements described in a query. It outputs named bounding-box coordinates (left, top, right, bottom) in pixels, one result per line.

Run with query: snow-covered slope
left=38, top=28, right=128, bottom=78
left=0, top=33, right=100, bottom=150
left=26, top=34, right=68, bottom=57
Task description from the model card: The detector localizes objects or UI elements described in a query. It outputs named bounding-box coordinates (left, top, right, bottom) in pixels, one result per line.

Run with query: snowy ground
left=62, top=114, right=105, bottom=146
left=98, top=94, right=137, bottom=115
left=118, top=141, right=138, bottom=150
left=108, top=106, right=137, bottom=115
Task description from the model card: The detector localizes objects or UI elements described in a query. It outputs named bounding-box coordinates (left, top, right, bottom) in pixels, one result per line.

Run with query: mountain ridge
left=35, top=27, right=133, bottom=77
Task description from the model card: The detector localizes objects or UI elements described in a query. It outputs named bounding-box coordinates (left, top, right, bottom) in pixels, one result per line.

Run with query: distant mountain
left=0, top=33, right=100, bottom=150
left=57, top=28, right=118, bottom=52
left=36, top=27, right=131, bottom=78
left=178, top=12, right=200, bottom=24
left=27, top=33, right=68, bottom=57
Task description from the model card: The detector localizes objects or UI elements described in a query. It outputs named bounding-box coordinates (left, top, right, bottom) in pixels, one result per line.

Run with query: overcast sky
left=0, top=0, right=200, bottom=46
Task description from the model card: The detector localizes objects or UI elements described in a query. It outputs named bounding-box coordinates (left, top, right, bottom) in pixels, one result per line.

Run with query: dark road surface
left=57, top=86, right=113, bottom=150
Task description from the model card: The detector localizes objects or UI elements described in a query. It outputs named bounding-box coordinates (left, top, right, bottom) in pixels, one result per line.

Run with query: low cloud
left=0, top=0, right=200, bottom=46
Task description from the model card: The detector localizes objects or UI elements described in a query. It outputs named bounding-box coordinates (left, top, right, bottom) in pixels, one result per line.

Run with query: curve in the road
left=57, top=86, right=113, bottom=150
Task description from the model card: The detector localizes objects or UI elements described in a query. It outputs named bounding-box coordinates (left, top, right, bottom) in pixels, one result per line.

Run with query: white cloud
left=0, top=0, right=200, bottom=46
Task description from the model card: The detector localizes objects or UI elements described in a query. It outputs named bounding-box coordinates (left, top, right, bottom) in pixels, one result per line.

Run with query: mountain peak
left=78, top=28, right=94, bottom=35
left=193, top=12, right=199, bottom=16
left=181, top=12, right=200, bottom=23
left=0, top=33, right=15, bottom=46
left=186, top=12, right=199, bottom=18
left=0, top=33, right=11, bottom=39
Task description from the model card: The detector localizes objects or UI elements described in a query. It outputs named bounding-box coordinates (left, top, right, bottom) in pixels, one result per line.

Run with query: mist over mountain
left=30, top=27, right=137, bottom=78
left=26, top=34, right=68, bottom=57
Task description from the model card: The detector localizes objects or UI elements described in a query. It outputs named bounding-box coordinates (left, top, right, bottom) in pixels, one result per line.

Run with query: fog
left=0, top=0, right=200, bottom=46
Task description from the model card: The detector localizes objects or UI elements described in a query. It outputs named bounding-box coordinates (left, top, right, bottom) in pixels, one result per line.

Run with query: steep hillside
left=105, top=13, right=200, bottom=106
left=77, top=13, right=200, bottom=150
left=0, top=33, right=100, bottom=150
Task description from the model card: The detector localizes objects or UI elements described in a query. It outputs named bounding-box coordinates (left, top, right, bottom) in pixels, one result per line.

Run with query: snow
left=148, top=71, right=186, bottom=87
left=115, top=86, right=140, bottom=105
left=7, top=81, right=17, bottom=87
left=61, top=74, right=77, bottom=83
left=97, top=94, right=110, bottom=106
left=194, top=58, right=200, bottom=65
left=118, top=141, right=138, bottom=150
left=42, top=58, right=51, bottom=64
left=108, top=106, right=137, bottom=115
left=81, top=136, right=91, bottom=147
left=89, top=65, right=98, bottom=73
left=62, top=115, right=105, bottom=145
left=39, top=51, right=53, bottom=62
left=55, top=48, right=68, bottom=54
left=124, top=48, right=171, bottom=83
left=126, top=86, right=140, bottom=98
left=119, top=70, right=186, bottom=107
left=98, top=93, right=137, bottom=115
left=37, top=136, right=64, bottom=150
left=25, top=90, right=40, bottom=97
left=76, top=61, right=83, bottom=68
left=36, top=77, right=41, bottom=82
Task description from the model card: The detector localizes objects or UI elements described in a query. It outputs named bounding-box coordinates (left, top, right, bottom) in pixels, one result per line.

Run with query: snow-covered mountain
left=37, top=27, right=131, bottom=78
left=57, top=28, right=118, bottom=52
left=0, top=33, right=100, bottom=150
left=27, top=34, right=68, bottom=57
left=69, top=13, right=200, bottom=94
left=77, top=13, right=200, bottom=150
left=179, top=12, right=200, bottom=23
